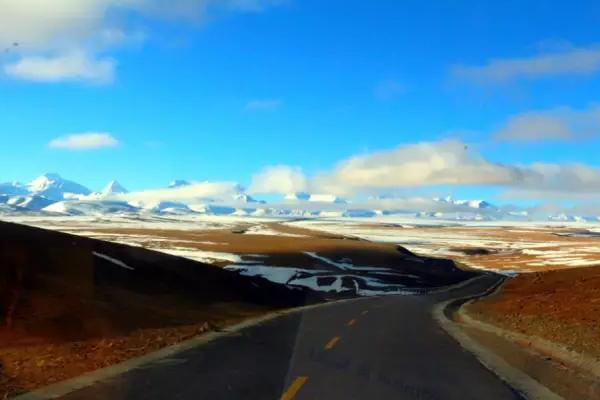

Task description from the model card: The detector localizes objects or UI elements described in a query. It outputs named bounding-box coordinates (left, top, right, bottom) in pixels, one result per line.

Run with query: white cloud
left=114, top=181, right=239, bottom=203
left=5, top=52, right=115, bottom=84
left=527, top=163, right=600, bottom=193
left=494, top=106, right=600, bottom=141
left=245, top=99, right=282, bottom=111
left=0, top=0, right=282, bottom=83
left=452, top=45, right=600, bottom=83
left=249, top=165, right=306, bottom=194
left=310, top=141, right=533, bottom=195
left=253, top=140, right=600, bottom=198
left=49, top=133, right=119, bottom=150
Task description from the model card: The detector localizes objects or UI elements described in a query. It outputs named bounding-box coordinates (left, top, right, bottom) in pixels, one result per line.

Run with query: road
left=59, top=274, right=524, bottom=400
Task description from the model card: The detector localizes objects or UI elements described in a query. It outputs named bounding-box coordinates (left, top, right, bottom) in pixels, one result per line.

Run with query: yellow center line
left=324, top=336, right=341, bottom=350
left=280, top=376, right=308, bottom=400
left=361, top=310, right=368, bottom=315
left=347, top=319, right=357, bottom=326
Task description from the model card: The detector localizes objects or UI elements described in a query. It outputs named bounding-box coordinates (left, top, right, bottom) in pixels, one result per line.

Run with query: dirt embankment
left=0, top=221, right=314, bottom=398
left=467, top=266, right=600, bottom=358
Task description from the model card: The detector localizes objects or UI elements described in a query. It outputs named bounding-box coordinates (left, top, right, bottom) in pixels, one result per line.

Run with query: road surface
left=60, top=274, right=524, bottom=400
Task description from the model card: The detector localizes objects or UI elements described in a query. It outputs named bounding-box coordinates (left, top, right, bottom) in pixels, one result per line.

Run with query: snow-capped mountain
left=27, top=173, right=91, bottom=200
left=142, top=201, right=192, bottom=214
left=43, top=200, right=140, bottom=216
left=73, top=180, right=129, bottom=201
left=232, top=193, right=264, bottom=204
left=0, top=173, right=597, bottom=222
left=6, top=195, right=55, bottom=210
left=454, top=199, right=493, bottom=209
left=188, top=204, right=235, bottom=215
left=102, top=180, right=128, bottom=197
left=433, top=196, right=494, bottom=210
left=417, top=211, right=444, bottom=218
left=547, top=213, right=598, bottom=222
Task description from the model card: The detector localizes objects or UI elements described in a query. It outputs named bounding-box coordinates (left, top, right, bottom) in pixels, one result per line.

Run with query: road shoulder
left=458, top=301, right=600, bottom=399
left=433, top=282, right=563, bottom=400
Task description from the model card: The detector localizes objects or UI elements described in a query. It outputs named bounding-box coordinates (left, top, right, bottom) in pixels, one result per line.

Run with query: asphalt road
left=60, top=274, right=523, bottom=400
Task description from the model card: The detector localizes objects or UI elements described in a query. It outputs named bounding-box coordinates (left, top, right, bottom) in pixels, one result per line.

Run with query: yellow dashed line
left=347, top=319, right=357, bottom=326
left=324, top=336, right=341, bottom=350
left=280, top=376, right=308, bottom=400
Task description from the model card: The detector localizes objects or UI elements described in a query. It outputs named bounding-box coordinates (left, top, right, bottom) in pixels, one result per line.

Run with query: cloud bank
left=248, top=140, right=600, bottom=200
left=249, top=165, right=306, bottom=194
left=0, top=0, right=282, bottom=83
left=452, top=45, right=600, bottom=83
left=5, top=52, right=115, bottom=83
left=49, top=133, right=119, bottom=150
left=311, top=141, right=532, bottom=195
left=114, top=181, right=240, bottom=204
left=494, top=106, right=600, bottom=141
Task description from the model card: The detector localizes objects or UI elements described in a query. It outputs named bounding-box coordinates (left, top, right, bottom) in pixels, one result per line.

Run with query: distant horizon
left=2, top=1, right=600, bottom=212
left=0, top=169, right=551, bottom=206
left=5, top=170, right=600, bottom=219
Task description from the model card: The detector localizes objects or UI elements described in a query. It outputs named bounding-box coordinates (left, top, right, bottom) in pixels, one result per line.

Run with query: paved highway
left=60, top=274, right=524, bottom=400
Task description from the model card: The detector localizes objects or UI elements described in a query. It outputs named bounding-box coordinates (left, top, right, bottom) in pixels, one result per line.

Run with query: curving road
left=58, top=274, right=524, bottom=400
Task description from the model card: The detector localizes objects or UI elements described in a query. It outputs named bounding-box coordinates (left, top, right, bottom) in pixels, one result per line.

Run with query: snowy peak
left=28, top=173, right=91, bottom=200
left=102, top=180, right=128, bottom=196
left=433, top=196, right=494, bottom=210
left=232, top=193, right=262, bottom=203
left=43, top=200, right=140, bottom=216
left=454, top=199, right=493, bottom=209
left=7, top=195, right=55, bottom=210
left=140, top=200, right=193, bottom=214
left=547, top=213, right=597, bottom=222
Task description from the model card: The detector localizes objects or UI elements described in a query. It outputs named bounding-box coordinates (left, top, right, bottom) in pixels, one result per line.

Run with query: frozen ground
left=4, top=214, right=600, bottom=283
left=288, top=218, right=600, bottom=273
left=2, top=213, right=278, bottom=231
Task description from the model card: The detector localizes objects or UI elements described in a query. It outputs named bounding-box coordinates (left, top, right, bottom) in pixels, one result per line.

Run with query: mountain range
left=0, top=173, right=598, bottom=222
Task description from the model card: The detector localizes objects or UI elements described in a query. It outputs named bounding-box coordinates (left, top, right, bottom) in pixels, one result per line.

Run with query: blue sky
left=1, top=0, right=600, bottom=205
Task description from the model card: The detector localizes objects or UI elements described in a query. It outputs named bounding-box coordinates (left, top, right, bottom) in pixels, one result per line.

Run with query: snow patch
left=92, top=252, right=135, bottom=270
left=244, top=225, right=307, bottom=237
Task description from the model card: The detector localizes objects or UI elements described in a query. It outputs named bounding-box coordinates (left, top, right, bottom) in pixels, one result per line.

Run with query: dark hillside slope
left=0, top=221, right=316, bottom=343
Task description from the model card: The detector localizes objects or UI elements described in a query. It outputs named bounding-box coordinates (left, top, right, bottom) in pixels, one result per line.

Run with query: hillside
left=0, top=221, right=317, bottom=397
left=0, top=221, right=317, bottom=342
left=466, top=265, right=600, bottom=358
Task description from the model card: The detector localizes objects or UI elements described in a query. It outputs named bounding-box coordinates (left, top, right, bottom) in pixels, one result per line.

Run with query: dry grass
left=298, top=222, right=600, bottom=273
left=1, top=306, right=266, bottom=398
left=468, top=267, right=600, bottom=358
